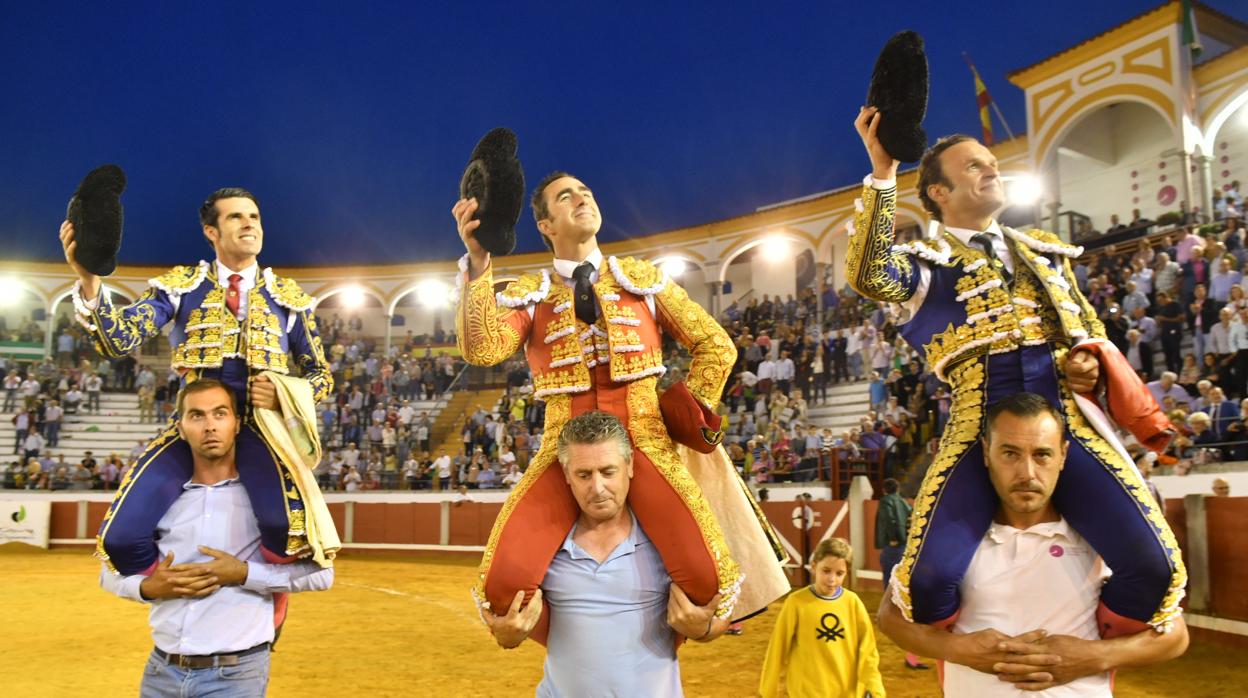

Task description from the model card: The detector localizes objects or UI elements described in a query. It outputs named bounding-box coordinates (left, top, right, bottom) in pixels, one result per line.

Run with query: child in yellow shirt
left=759, top=538, right=885, bottom=697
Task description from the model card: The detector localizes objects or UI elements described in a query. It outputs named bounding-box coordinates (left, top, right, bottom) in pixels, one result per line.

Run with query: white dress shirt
left=100, top=477, right=334, bottom=655
left=550, top=247, right=658, bottom=318
left=217, top=260, right=259, bottom=319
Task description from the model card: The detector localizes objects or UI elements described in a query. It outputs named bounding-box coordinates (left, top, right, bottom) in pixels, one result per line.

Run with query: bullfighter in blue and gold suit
left=848, top=109, right=1185, bottom=636
left=63, top=188, right=333, bottom=577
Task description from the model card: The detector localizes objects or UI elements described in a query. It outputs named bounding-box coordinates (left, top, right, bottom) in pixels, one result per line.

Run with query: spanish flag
left=965, top=54, right=994, bottom=146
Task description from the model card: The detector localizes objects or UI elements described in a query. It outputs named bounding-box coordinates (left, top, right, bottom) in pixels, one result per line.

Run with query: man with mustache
left=62, top=188, right=335, bottom=578
left=878, top=392, right=1188, bottom=694
left=848, top=108, right=1184, bottom=640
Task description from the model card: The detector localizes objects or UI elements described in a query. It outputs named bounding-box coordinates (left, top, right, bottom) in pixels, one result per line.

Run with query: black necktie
left=972, top=233, right=1011, bottom=283
left=572, top=262, right=597, bottom=325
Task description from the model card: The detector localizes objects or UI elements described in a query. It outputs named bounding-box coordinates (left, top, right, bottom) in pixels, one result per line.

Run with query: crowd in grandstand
left=6, top=194, right=1248, bottom=492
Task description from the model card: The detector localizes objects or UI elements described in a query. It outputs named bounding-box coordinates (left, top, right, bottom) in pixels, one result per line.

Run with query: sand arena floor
left=2, top=546, right=1243, bottom=697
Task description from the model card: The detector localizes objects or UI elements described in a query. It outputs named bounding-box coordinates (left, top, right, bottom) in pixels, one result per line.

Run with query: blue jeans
left=140, top=646, right=270, bottom=697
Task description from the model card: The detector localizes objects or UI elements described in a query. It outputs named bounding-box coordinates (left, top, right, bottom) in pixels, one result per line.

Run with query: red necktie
left=226, top=273, right=243, bottom=317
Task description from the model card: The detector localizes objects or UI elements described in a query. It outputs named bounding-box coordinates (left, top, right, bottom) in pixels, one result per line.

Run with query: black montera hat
left=66, top=164, right=126, bottom=277
left=866, top=31, right=929, bottom=163
left=459, top=128, right=525, bottom=256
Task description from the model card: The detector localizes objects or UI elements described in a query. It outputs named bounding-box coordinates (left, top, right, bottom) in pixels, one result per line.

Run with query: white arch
left=314, top=284, right=387, bottom=312
left=716, top=231, right=817, bottom=284
left=1203, top=88, right=1248, bottom=156
left=47, top=284, right=136, bottom=314
left=1038, top=96, right=1178, bottom=170
left=387, top=277, right=458, bottom=316
left=650, top=253, right=706, bottom=285
left=0, top=277, right=49, bottom=307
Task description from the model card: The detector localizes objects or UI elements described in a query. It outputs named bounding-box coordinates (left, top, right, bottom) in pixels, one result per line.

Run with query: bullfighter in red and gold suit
left=454, top=172, right=785, bottom=645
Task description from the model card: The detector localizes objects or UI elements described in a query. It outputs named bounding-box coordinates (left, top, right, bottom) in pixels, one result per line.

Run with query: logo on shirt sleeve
left=816, top=613, right=845, bottom=643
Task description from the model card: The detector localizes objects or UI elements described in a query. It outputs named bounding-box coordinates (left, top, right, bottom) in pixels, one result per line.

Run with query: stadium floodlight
left=341, top=286, right=367, bottom=309
left=657, top=258, right=687, bottom=278
left=760, top=235, right=789, bottom=262
left=0, top=276, right=22, bottom=307
left=416, top=279, right=451, bottom=308
left=1006, top=174, right=1043, bottom=207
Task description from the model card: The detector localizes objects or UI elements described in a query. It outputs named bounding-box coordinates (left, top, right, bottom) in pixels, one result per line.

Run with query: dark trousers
left=1160, top=332, right=1183, bottom=373
left=832, top=354, right=849, bottom=383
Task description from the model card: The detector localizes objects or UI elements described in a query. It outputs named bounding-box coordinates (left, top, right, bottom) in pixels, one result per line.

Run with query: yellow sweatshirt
left=758, top=586, right=885, bottom=697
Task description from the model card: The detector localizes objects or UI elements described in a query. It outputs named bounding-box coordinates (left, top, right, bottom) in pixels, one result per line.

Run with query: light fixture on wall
left=415, top=279, right=451, bottom=308
left=0, top=276, right=22, bottom=307
left=1005, top=174, right=1043, bottom=207
left=340, top=286, right=367, bottom=309
left=760, top=235, right=789, bottom=262
left=657, top=258, right=687, bottom=277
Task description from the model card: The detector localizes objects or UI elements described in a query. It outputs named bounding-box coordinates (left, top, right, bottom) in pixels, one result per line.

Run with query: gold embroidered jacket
left=72, top=261, right=333, bottom=401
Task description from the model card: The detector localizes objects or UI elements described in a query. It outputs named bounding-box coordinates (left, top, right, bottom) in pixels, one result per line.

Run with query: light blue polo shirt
left=536, top=510, right=681, bottom=697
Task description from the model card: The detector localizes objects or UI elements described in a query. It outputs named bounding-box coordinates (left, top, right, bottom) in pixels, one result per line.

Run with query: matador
left=64, top=188, right=335, bottom=581
left=455, top=172, right=786, bottom=644
left=846, top=109, right=1185, bottom=636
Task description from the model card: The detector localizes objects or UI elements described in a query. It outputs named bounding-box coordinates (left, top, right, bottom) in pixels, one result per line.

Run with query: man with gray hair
left=1147, top=372, right=1190, bottom=409
left=483, top=411, right=724, bottom=697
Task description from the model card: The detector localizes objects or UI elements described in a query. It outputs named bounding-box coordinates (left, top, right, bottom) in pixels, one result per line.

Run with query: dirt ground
left=2, top=545, right=1242, bottom=697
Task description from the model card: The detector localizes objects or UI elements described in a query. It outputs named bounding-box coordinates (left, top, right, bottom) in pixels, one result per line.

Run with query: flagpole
left=962, top=53, right=1017, bottom=142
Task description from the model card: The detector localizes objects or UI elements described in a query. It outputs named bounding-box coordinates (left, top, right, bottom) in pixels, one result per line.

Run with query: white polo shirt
left=943, top=518, right=1112, bottom=697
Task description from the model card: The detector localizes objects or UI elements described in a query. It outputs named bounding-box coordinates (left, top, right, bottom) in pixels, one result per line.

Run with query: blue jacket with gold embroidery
left=73, top=260, right=332, bottom=404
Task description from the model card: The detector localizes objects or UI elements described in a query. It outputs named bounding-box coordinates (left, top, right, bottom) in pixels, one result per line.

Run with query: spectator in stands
left=501, top=463, right=522, bottom=489
left=43, top=400, right=63, bottom=448
left=1129, top=305, right=1159, bottom=345
left=96, top=455, right=118, bottom=490
left=137, top=383, right=155, bottom=423
left=1148, top=371, right=1191, bottom=409
left=431, top=449, right=452, bottom=491
left=1153, top=252, right=1181, bottom=299
left=342, top=465, right=362, bottom=491
left=1120, top=281, right=1149, bottom=316
left=1202, top=387, right=1240, bottom=443
left=62, top=385, right=83, bottom=414
left=1125, top=329, right=1154, bottom=380
left=3, top=370, right=18, bottom=412
left=1231, top=307, right=1248, bottom=395
left=1211, top=258, right=1243, bottom=303
left=1211, top=307, right=1237, bottom=387
left=1211, top=478, right=1231, bottom=497
left=1155, top=291, right=1186, bottom=373
left=70, top=460, right=92, bottom=490
left=22, top=426, right=44, bottom=463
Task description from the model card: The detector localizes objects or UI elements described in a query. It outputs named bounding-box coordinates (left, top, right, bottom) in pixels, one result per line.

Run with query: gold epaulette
left=607, top=255, right=667, bottom=296
left=496, top=271, right=551, bottom=308
left=1002, top=227, right=1084, bottom=258
left=147, top=261, right=209, bottom=297
left=263, top=268, right=314, bottom=312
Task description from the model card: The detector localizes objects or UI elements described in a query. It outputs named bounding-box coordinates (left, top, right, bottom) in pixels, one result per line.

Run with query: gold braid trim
left=654, top=274, right=736, bottom=408
left=472, top=394, right=572, bottom=607
left=891, top=359, right=986, bottom=621
left=627, top=378, right=742, bottom=617
left=845, top=183, right=916, bottom=303
left=1051, top=346, right=1187, bottom=631
left=456, top=266, right=524, bottom=367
